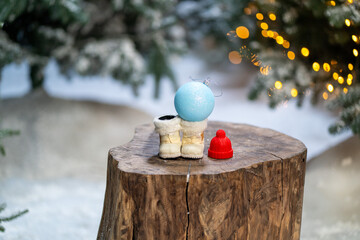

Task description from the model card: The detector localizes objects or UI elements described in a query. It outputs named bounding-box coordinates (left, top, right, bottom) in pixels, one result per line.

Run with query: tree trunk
left=97, top=121, right=307, bottom=240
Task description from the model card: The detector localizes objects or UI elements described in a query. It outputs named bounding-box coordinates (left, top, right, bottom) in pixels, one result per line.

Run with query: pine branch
left=0, top=203, right=28, bottom=233
left=328, top=86, right=360, bottom=135
left=148, top=39, right=177, bottom=98
left=0, top=209, right=29, bottom=223
left=0, top=203, right=6, bottom=213
left=0, top=129, right=20, bottom=139
left=0, top=128, right=20, bottom=156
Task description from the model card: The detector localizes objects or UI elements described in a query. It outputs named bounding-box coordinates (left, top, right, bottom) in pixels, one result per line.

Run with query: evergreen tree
left=0, top=0, right=186, bottom=97
left=230, top=0, right=360, bottom=135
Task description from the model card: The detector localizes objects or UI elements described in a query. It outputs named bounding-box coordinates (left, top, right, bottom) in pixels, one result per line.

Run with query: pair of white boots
left=153, top=115, right=207, bottom=159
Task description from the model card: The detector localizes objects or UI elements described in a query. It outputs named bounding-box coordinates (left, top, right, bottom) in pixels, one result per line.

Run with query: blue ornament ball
left=174, top=81, right=215, bottom=122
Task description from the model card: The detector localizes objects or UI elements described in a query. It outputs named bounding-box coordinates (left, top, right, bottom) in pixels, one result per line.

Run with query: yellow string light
left=352, top=35, right=358, bottom=43
left=261, top=30, right=268, bottom=37
left=345, top=19, right=351, bottom=27
left=323, top=63, right=330, bottom=72
left=344, top=88, right=348, bottom=94
left=283, top=40, right=290, bottom=49
left=327, top=84, right=334, bottom=92
left=276, top=36, right=284, bottom=44
left=260, top=66, right=270, bottom=75
left=348, top=63, right=354, bottom=70
left=260, top=22, right=269, bottom=30
left=291, top=88, right=298, bottom=97
left=269, top=13, right=276, bottom=21
left=274, top=81, right=282, bottom=89
left=323, top=92, right=329, bottom=100
left=301, top=47, right=309, bottom=57
left=330, top=0, right=336, bottom=6
left=348, top=0, right=353, bottom=3
left=353, top=49, right=358, bottom=57
left=347, top=78, right=352, bottom=85
left=256, top=13, right=264, bottom=20
left=312, top=62, right=320, bottom=71
left=348, top=74, right=353, bottom=81
left=333, top=72, right=339, bottom=80
left=273, top=31, right=279, bottom=38
left=236, top=26, right=250, bottom=39
left=338, top=76, right=344, bottom=84
left=287, top=51, right=295, bottom=60
left=267, top=30, right=274, bottom=38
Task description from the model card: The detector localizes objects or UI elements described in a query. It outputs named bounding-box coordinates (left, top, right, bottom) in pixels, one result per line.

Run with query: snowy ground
left=0, top=55, right=354, bottom=239
left=0, top=178, right=104, bottom=240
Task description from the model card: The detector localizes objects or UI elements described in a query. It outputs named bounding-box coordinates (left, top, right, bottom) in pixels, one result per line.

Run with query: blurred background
left=0, top=0, right=360, bottom=239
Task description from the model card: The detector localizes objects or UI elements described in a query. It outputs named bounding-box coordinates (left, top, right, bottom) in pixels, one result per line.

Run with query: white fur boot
left=153, top=115, right=182, bottom=159
left=181, top=119, right=208, bottom=159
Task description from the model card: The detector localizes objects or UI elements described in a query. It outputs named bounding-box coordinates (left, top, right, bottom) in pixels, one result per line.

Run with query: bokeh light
left=347, top=78, right=352, bottom=85
left=267, top=30, right=274, bottom=38
left=261, top=30, right=268, bottom=37
left=236, top=26, right=250, bottom=39
left=353, top=49, right=358, bottom=56
left=323, top=92, right=328, bottom=100
left=244, top=7, right=252, bottom=15
left=291, top=88, right=298, bottom=97
left=301, top=47, right=309, bottom=57
left=348, top=63, right=354, bottom=70
left=228, top=51, right=242, bottom=64
left=312, top=62, right=320, bottom=71
left=260, top=22, right=268, bottom=30
left=345, top=19, right=351, bottom=27
left=287, top=51, right=295, bottom=60
left=276, top=36, right=284, bottom=45
left=327, top=84, right=334, bottom=92
left=260, top=66, right=270, bottom=75
left=283, top=40, right=290, bottom=48
left=269, top=13, right=276, bottom=21
left=256, top=13, right=264, bottom=20
left=323, top=63, right=330, bottom=72
left=352, top=35, right=358, bottom=42
left=333, top=72, right=339, bottom=80
left=274, top=81, right=282, bottom=89
left=338, top=76, right=344, bottom=84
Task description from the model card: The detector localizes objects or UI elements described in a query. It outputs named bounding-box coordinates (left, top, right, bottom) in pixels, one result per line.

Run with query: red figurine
left=208, top=129, right=233, bottom=159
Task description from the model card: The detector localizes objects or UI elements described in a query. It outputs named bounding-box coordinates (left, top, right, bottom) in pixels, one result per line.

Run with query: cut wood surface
left=97, top=121, right=307, bottom=240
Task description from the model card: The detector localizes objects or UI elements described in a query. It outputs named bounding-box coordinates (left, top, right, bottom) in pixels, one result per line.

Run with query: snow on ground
left=0, top=178, right=103, bottom=240
left=1, top=55, right=351, bottom=159
left=0, top=55, right=352, bottom=240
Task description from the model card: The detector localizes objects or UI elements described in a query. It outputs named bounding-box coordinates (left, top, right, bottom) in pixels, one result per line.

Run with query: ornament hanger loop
left=189, top=76, right=223, bottom=98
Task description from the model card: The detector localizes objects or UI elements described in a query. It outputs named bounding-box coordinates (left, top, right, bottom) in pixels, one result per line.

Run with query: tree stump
left=97, top=121, right=307, bottom=240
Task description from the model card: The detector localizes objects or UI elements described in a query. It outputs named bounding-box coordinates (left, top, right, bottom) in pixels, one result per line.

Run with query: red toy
left=208, top=129, right=233, bottom=159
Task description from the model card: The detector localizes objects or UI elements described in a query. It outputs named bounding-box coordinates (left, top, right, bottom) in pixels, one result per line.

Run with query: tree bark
left=97, top=121, right=307, bottom=240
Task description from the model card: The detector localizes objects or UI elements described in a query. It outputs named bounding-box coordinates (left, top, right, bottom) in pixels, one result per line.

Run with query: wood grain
left=97, top=121, right=307, bottom=240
